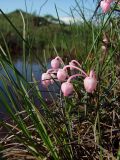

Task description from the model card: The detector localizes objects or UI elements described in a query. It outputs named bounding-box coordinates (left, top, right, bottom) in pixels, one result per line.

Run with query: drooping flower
left=51, top=58, right=60, bottom=69
left=84, top=70, right=97, bottom=93
left=51, top=56, right=63, bottom=69
left=57, top=69, right=68, bottom=82
left=61, top=82, right=74, bottom=96
left=61, top=73, right=84, bottom=97
left=41, top=56, right=98, bottom=96
left=100, top=0, right=111, bottom=13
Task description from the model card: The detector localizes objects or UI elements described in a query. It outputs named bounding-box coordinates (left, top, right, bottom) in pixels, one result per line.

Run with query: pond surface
left=0, top=56, right=60, bottom=119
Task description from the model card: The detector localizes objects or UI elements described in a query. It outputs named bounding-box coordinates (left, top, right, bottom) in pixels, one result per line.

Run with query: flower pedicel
left=41, top=56, right=97, bottom=96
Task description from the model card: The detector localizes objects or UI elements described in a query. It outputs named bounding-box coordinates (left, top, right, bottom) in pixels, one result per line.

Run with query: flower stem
left=67, top=74, right=85, bottom=83
left=71, top=60, right=82, bottom=67
left=63, top=65, right=88, bottom=77
left=56, top=56, right=64, bottom=64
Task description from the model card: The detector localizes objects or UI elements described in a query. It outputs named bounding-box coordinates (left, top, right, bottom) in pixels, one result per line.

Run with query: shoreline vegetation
left=0, top=1, right=120, bottom=159
left=0, top=9, right=95, bottom=60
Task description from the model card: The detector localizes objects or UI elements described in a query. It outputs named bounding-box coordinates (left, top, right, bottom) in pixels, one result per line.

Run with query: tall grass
left=0, top=0, right=120, bottom=159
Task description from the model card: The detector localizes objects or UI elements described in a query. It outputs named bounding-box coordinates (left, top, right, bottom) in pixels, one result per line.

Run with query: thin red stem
left=71, top=60, right=82, bottom=67
left=63, top=65, right=88, bottom=77
left=55, top=56, right=64, bottom=65
left=67, top=74, right=85, bottom=83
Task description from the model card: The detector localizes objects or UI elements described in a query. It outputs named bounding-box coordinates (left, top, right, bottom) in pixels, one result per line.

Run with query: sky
left=0, top=0, right=96, bottom=23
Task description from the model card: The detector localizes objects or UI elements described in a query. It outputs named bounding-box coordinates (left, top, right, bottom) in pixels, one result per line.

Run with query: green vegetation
left=0, top=10, right=95, bottom=60
left=0, top=1, right=120, bottom=160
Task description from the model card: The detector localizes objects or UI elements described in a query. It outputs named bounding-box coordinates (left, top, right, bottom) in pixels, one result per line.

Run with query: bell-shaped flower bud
left=41, top=73, right=51, bottom=87
left=51, top=58, right=60, bottom=69
left=57, top=69, right=67, bottom=82
left=100, top=1, right=111, bottom=13
left=61, top=82, right=74, bottom=97
left=84, top=70, right=97, bottom=93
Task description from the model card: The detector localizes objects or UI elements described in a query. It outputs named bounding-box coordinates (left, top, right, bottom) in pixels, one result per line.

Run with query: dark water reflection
left=14, top=57, right=42, bottom=80
left=0, top=56, right=60, bottom=119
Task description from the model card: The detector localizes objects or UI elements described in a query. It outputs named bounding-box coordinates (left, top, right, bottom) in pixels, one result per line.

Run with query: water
left=0, top=56, right=60, bottom=119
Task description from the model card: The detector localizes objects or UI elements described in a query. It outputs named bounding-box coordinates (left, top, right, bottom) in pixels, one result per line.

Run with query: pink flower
left=57, top=69, right=67, bottom=82
left=51, top=58, right=60, bottom=69
left=84, top=70, right=97, bottom=93
left=51, top=56, right=64, bottom=69
left=100, top=0, right=111, bottom=13
left=41, top=73, right=51, bottom=87
left=61, top=82, right=74, bottom=96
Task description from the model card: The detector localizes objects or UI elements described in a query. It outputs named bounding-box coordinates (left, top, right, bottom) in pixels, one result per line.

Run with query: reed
left=0, top=0, right=120, bottom=159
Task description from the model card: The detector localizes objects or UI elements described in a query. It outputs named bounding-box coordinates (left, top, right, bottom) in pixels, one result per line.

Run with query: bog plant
left=0, top=0, right=120, bottom=160
left=100, top=0, right=113, bottom=13
left=41, top=56, right=97, bottom=96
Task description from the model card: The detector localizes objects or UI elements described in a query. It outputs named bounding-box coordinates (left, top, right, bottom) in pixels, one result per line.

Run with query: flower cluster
left=100, top=0, right=114, bottom=13
left=41, top=56, right=97, bottom=97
